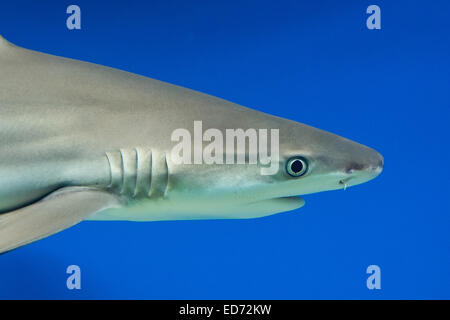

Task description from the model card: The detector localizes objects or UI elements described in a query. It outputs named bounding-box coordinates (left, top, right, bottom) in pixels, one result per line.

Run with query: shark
left=0, top=35, right=383, bottom=254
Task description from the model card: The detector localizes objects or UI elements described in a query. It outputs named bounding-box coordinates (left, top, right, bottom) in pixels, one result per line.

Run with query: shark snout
left=346, top=150, right=383, bottom=174
left=374, top=153, right=384, bottom=173
left=366, top=149, right=384, bottom=174
left=339, top=147, right=383, bottom=189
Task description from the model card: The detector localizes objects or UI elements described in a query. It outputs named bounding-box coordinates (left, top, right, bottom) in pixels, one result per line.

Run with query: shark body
left=0, top=36, right=383, bottom=253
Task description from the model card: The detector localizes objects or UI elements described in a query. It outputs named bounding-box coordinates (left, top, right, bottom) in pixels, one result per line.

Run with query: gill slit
left=148, top=150, right=153, bottom=197
left=163, top=153, right=169, bottom=197
left=119, top=149, right=126, bottom=195
left=105, top=153, right=113, bottom=189
left=133, top=147, right=139, bottom=198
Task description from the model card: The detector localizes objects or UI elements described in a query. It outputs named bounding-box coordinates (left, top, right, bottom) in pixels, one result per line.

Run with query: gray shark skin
left=0, top=35, right=383, bottom=253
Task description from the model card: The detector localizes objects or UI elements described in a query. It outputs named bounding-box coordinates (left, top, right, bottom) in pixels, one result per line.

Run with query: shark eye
left=286, top=157, right=308, bottom=177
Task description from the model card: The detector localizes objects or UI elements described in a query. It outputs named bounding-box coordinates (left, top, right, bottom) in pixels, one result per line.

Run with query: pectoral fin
left=0, top=187, right=121, bottom=254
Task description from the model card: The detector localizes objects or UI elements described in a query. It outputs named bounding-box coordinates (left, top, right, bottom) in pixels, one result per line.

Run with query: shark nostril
left=346, top=162, right=365, bottom=174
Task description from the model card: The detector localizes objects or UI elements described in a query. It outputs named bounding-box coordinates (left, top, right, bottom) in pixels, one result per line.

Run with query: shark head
left=272, top=119, right=384, bottom=197
left=143, top=106, right=384, bottom=221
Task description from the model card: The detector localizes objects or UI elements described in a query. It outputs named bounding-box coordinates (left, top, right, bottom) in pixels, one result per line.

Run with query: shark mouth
left=339, top=180, right=348, bottom=190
